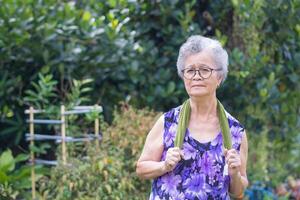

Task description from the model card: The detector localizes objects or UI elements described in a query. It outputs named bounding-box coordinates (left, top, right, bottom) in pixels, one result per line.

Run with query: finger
left=168, top=160, right=176, bottom=167
left=180, top=150, right=185, bottom=159
left=168, top=154, right=180, bottom=162
left=228, top=157, right=240, bottom=163
left=229, top=163, right=240, bottom=168
left=227, top=158, right=234, bottom=164
left=226, top=156, right=237, bottom=163
left=228, top=149, right=238, bottom=155
left=230, top=165, right=237, bottom=169
left=169, top=156, right=181, bottom=163
left=226, top=153, right=239, bottom=160
left=164, top=161, right=173, bottom=171
left=173, top=147, right=181, bottom=152
left=170, top=151, right=181, bottom=157
left=168, top=157, right=178, bottom=163
left=227, top=160, right=240, bottom=167
left=167, top=149, right=175, bottom=155
left=169, top=154, right=181, bottom=161
left=167, top=147, right=178, bottom=153
left=168, top=148, right=180, bottom=154
left=173, top=148, right=182, bottom=156
left=226, top=150, right=237, bottom=157
left=223, top=148, right=228, bottom=156
left=165, top=161, right=172, bottom=168
left=228, top=154, right=238, bottom=159
left=166, top=153, right=177, bottom=160
left=228, top=161, right=241, bottom=168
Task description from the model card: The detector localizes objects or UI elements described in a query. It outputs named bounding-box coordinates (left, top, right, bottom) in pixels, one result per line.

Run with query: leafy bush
left=0, top=0, right=299, bottom=196
left=36, top=103, right=160, bottom=199
left=0, top=149, right=44, bottom=199
left=227, top=0, right=300, bottom=187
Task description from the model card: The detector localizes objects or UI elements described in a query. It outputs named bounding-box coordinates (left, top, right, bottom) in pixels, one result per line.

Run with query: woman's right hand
left=163, top=147, right=184, bottom=172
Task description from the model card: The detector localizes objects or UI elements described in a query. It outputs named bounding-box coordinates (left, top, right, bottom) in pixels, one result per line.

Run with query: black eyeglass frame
left=181, top=65, right=222, bottom=80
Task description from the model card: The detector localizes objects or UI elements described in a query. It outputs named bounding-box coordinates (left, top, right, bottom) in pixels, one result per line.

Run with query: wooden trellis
left=25, top=105, right=102, bottom=199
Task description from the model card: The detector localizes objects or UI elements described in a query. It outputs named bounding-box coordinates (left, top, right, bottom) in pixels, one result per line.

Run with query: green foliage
left=224, top=0, right=300, bottom=187
left=23, top=73, right=93, bottom=113
left=0, top=0, right=299, bottom=197
left=247, top=128, right=269, bottom=183
left=1, top=73, right=103, bottom=198
left=66, top=79, right=93, bottom=108
left=24, top=74, right=58, bottom=110
left=22, top=73, right=96, bottom=159
left=37, top=104, right=160, bottom=199
left=0, top=149, right=43, bottom=199
left=23, top=72, right=100, bottom=159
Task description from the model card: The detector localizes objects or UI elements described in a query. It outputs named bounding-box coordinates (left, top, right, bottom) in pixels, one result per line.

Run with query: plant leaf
left=0, top=149, right=15, bottom=173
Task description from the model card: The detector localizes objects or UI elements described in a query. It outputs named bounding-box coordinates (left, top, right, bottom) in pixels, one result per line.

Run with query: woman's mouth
left=192, top=85, right=206, bottom=88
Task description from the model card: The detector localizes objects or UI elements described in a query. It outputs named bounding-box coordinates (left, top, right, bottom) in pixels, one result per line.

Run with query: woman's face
left=182, top=51, right=222, bottom=98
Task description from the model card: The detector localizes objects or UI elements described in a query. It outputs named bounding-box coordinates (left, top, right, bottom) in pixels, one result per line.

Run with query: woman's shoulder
left=163, top=105, right=182, bottom=123
left=224, top=110, right=246, bottom=150
left=224, top=110, right=244, bottom=129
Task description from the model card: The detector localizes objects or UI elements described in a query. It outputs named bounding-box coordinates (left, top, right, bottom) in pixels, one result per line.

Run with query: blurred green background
left=0, top=0, right=299, bottom=199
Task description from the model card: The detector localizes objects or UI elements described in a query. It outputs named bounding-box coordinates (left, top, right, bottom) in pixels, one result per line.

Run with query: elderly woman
left=136, top=35, right=248, bottom=200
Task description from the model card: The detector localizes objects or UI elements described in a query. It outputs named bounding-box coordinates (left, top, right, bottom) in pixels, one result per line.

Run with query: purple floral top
left=149, top=105, right=245, bottom=200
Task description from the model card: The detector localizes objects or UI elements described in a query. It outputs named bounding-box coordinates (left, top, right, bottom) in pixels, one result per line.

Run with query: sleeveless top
left=149, top=105, right=245, bottom=200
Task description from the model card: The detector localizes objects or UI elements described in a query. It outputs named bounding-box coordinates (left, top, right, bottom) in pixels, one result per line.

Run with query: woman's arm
left=136, top=115, right=182, bottom=179
left=228, top=130, right=249, bottom=198
left=136, top=115, right=166, bottom=179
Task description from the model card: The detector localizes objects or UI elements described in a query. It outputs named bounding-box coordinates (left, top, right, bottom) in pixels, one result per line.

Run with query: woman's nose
left=193, top=70, right=203, bottom=80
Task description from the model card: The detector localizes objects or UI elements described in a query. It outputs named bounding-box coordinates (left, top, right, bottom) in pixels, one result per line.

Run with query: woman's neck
left=189, top=94, right=218, bottom=121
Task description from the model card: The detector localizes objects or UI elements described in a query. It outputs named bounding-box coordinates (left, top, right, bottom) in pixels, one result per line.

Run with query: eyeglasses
left=181, top=65, right=222, bottom=80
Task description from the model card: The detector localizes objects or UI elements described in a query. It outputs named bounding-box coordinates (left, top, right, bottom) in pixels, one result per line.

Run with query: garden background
left=0, top=0, right=299, bottom=199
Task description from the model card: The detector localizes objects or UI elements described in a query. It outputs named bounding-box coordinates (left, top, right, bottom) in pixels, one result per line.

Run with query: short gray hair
left=176, top=35, right=229, bottom=83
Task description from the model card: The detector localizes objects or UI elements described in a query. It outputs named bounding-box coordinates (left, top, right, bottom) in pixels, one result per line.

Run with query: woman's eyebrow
left=186, top=63, right=211, bottom=68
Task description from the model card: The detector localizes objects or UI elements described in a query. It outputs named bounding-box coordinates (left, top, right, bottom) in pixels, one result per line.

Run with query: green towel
left=174, top=99, right=232, bottom=149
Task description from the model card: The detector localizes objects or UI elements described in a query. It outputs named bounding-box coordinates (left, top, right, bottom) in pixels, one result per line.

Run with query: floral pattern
left=150, top=106, right=245, bottom=200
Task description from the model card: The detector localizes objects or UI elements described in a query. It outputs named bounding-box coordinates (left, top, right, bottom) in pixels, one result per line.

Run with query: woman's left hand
left=224, top=148, right=241, bottom=177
